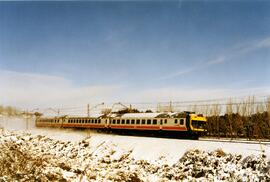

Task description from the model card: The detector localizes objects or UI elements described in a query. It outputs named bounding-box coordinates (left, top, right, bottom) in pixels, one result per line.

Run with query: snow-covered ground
left=0, top=116, right=269, bottom=181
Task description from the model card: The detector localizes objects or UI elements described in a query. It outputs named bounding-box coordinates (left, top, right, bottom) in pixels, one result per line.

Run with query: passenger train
left=36, top=111, right=207, bottom=139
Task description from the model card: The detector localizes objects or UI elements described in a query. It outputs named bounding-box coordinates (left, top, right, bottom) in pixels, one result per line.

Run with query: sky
left=0, top=1, right=269, bottom=109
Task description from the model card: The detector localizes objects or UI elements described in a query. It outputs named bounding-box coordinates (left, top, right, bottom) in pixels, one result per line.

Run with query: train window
left=117, top=119, right=120, bottom=124
left=95, top=119, right=97, bottom=124
left=136, top=119, right=140, bottom=124
left=175, top=119, right=178, bottom=124
left=180, top=119, right=184, bottom=125
left=142, top=119, right=145, bottom=124
left=153, top=119, right=157, bottom=125
left=147, top=119, right=151, bottom=125
left=76, top=119, right=78, bottom=123
left=98, top=119, right=101, bottom=123
left=160, top=119, right=163, bottom=125
left=82, top=120, right=84, bottom=123
left=164, top=119, right=167, bottom=124
left=113, top=119, right=116, bottom=124
left=121, top=119, right=125, bottom=124
left=126, top=119, right=130, bottom=124
left=131, top=119, right=135, bottom=124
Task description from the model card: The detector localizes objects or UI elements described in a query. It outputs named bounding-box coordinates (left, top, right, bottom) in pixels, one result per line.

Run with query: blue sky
left=0, top=1, right=269, bottom=108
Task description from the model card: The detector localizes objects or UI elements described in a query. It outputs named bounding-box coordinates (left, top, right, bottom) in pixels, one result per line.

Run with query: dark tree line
left=0, top=105, right=21, bottom=116
left=206, top=112, right=270, bottom=139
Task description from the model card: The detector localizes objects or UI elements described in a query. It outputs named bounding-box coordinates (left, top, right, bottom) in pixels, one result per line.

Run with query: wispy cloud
left=0, top=70, right=121, bottom=109
left=160, top=36, right=270, bottom=80
left=207, top=36, right=270, bottom=66
left=158, top=67, right=195, bottom=80
left=207, top=56, right=226, bottom=65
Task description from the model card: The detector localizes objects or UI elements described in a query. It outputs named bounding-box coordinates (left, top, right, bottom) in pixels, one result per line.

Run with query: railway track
left=199, top=137, right=270, bottom=145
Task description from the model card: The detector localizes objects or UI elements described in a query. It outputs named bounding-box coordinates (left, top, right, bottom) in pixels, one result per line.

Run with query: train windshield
left=191, top=120, right=206, bottom=130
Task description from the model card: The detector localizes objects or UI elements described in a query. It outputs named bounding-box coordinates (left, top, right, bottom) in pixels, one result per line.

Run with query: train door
left=186, top=114, right=191, bottom=131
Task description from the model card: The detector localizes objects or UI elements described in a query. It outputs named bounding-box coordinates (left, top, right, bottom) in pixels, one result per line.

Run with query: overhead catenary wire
left=36, top=94, right=269, bottom=116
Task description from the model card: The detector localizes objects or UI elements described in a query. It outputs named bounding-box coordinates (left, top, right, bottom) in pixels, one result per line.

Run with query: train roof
left=120, top=113, right=169, bottom=118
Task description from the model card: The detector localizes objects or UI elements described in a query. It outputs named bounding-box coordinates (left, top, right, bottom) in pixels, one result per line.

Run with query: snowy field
left=0, top=116, right=269, bottom=181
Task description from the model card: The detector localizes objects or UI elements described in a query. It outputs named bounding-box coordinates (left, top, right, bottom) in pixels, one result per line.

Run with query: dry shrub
left=215, top=149, right=226, bottom=157
left=0, top=140, right=67, bottom=181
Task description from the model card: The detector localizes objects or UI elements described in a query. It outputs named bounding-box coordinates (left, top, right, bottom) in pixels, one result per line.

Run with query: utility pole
left=87, top=104, right=90, bottom=117
left=26, top=109, right=29, bottom=130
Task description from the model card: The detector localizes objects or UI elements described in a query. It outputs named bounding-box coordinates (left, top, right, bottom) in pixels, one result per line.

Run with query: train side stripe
left=36, top=123, right=187, bottom=131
